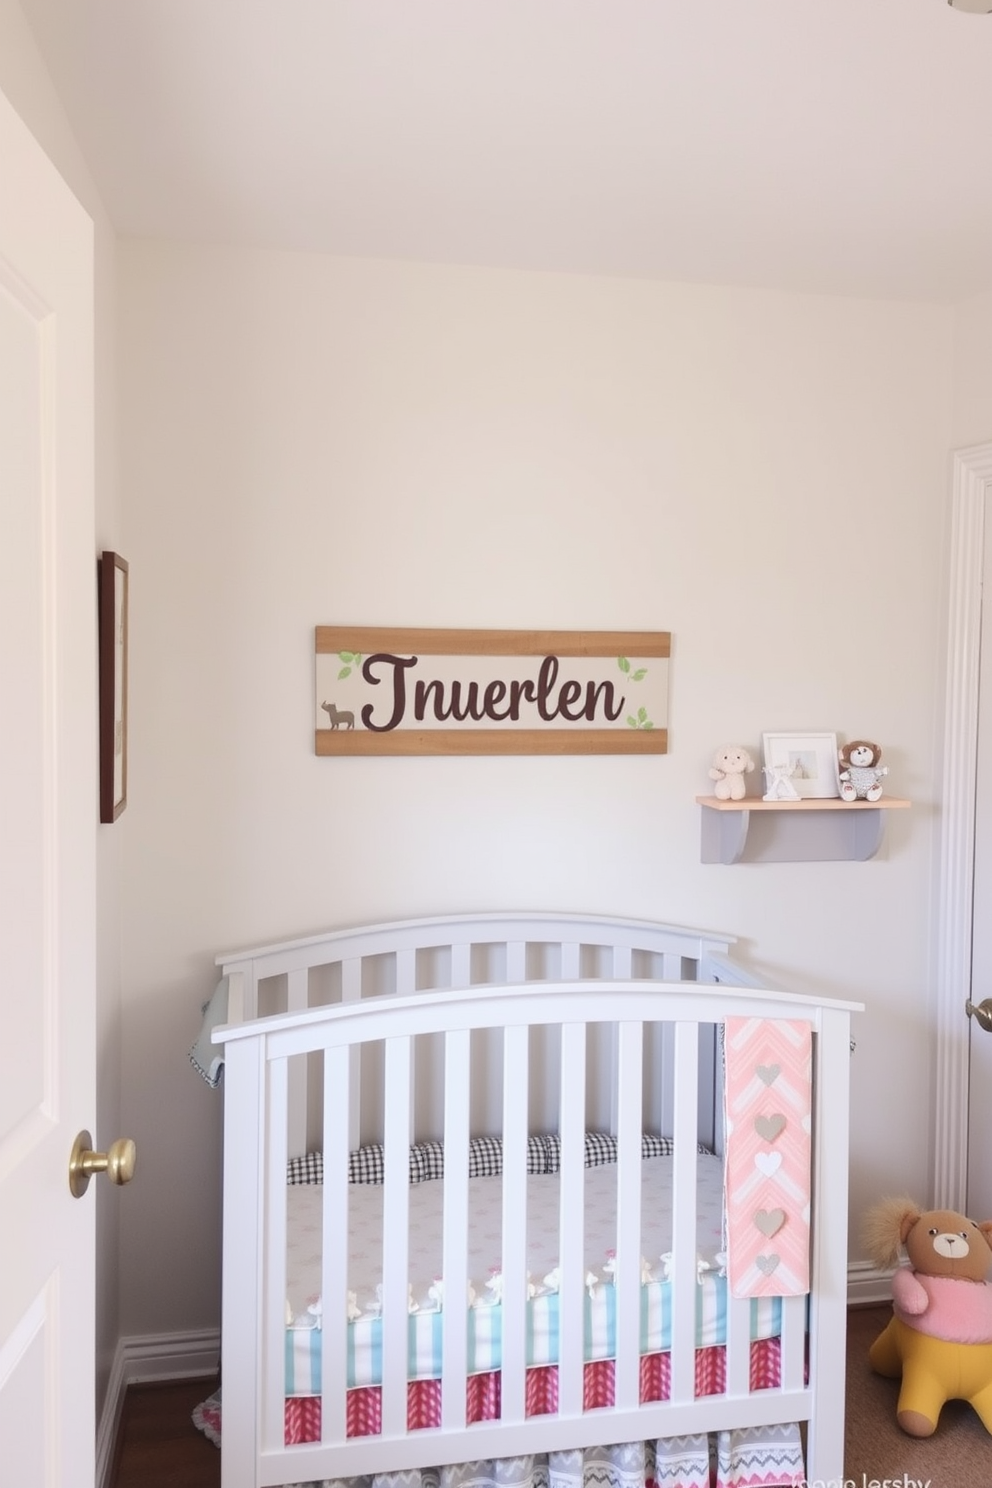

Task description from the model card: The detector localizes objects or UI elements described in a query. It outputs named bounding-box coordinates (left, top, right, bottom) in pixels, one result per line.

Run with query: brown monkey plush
left=838, top=740, right=887, bottom=802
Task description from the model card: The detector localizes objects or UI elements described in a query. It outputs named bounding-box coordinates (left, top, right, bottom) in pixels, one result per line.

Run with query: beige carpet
left=845, top=1306, right=992, bottom=1482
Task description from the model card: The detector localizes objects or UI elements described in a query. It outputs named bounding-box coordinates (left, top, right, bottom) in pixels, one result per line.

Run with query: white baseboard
left=95, top=1327, right=221, bottom=1488
left=846, top=1260, right=896, bottom=1306
left=95, top=1343, right=128, bottom=1488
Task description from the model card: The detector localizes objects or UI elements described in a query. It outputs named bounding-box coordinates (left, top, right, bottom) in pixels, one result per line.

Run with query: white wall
left=0, top=0, right=123, bottom=1420
left=952, top=290, right=992, bottom=449
left=117, top=242, right=953, bottom=1336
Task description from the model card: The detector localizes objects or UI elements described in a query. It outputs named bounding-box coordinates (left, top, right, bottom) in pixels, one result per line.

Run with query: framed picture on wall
left=98, top=550, right=129, bottom=823
left=761, top=731, right=839, bottom=800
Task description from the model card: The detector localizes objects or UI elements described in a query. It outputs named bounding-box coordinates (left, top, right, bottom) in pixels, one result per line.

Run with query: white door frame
left=934, top=441, right=992, bottom=1210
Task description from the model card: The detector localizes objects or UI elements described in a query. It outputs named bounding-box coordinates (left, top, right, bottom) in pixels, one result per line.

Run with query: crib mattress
left=284, top=1154, right=783, bottom=1395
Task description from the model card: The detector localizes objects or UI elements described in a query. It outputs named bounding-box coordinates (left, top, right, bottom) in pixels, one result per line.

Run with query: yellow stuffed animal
left=864, top=1197, right=992, bottom=1437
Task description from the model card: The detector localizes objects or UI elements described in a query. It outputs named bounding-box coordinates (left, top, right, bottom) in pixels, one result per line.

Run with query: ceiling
left=18, top=0, right=992, bottom=302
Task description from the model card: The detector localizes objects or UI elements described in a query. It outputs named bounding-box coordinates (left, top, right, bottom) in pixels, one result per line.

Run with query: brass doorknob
left=69, top=1130, right=137, bottom=1198
left=966, top=999, right=992, bottom=1034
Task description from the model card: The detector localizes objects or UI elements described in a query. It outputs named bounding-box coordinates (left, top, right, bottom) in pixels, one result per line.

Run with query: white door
left=968, top=518, right=992, bottom=1221
left=0, top=87, right=97, bottom=1486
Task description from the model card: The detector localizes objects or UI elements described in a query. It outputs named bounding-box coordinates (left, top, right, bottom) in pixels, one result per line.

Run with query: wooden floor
left=111, top=1375, right=220, bottom=1488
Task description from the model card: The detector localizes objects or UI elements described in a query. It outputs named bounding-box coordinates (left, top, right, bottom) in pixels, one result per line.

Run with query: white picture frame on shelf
left=761, top=731, right=839, bottom=800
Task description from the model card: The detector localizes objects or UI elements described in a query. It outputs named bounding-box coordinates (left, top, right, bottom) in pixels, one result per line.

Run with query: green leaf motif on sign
left=337, top=650, right=362, bottom=682
left=618, top=656, right=648, bottom=682
left=621, top=656, right=653, bottom=727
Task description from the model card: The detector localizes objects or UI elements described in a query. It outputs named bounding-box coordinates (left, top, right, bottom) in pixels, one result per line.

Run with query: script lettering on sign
left=315, top=628, right=670, bottom=756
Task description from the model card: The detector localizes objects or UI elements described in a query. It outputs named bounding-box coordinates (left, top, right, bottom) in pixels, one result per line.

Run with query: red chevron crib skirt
left=283, top=1339, right=782, bottom=1444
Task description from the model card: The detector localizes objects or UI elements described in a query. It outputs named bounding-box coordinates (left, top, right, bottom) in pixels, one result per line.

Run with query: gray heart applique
left=756, top=1254, right=780, bottom=1275
left=755, top=1208, right=786, bottom=1238
left=754, top=1113, right=786, bottom=1142
left=756, top=1064, right=780, bottom=1086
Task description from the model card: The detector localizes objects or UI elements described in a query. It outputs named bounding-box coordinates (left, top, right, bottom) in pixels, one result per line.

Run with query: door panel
left=0, top=1287, right=55, bottom=1483
left=968, top=501, right=992, bottom=1221
left=0, top=278, right=47, bottom=1149
left=0, top=85, right=96, bottom=1486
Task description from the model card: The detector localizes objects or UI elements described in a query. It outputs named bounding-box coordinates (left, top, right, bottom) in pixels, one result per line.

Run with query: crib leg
left=221, top=1038, right=265, bottom=1488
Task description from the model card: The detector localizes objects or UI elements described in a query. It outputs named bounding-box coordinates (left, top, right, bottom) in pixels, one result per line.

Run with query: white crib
left=212, top=911, right=859, bottom=1488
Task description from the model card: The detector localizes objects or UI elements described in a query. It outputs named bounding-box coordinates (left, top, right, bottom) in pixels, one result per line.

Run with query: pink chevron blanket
left=724, top=1017, right=811, bottom=1298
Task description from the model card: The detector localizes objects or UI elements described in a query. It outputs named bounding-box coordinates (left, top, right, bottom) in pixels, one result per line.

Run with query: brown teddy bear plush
left=864, top=1197, right=992, bottom=1436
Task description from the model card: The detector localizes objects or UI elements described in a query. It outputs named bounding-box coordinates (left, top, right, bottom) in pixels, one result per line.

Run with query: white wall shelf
left=695, top=795, right=911, bottom=864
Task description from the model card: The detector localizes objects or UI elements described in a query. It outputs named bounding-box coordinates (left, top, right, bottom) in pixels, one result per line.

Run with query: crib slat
left=723, top=1293, right=747, bottom=1395
left=724, top=1293, right=750, bottom=1397
left=264, top=1056, right=289, bottom=1451
left=695, top=1022, right=720, bottom=1154
left=396, top=948, right=418, bottom=1136
left=321, top=1045, right=351, bottom=1443
left=558, top=1021, right=586, bottom=1417
left=451, top=941, right=471, bottom=989
left=780, top=1292, right=806, bottom=1390
left=287, top=968, right=308, bottom=1010
left=506, top=940, right=527, bottom=982
left=603, top=948, right=632, bottom=1128
left=395, top=946, right=416, bottom=996
left=341, top=957, right=362, bottom=1002
left=560, top=941, right=580, bottom=979
left=611, top=945, right=632, bottom=980
left=653, top=1022, right=676, bottom=1142
left=614, top=1020, right=643, bottom=1410
left=226, top=966, right=249, bottom=1024
left=441, top=1028, right=470, bottom=1429
left=342, top=958, right=362, bottom=1149
left=670, top=1021, right=699, bottom=1403
left=382, top=1036, right=412, bottom=1436
left=287, top=969, right=309, bottom=1156
left=500, top=1024, right=529, bottom=1423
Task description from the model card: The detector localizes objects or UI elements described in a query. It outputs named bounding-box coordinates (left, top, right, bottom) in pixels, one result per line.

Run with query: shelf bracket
left=848, top=807, right=885, bottom=862
left=701, top=804, right=750, bottom=864
left=698, top=799, right=895, bottom=864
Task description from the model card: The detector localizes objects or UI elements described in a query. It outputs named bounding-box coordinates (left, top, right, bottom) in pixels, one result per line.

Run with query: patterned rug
left=191, top=1388, right=221, bottom=1448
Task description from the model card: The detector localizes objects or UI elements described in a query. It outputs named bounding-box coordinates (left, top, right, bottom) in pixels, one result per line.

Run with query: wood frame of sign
left=314, top=626, right=670, bottom=756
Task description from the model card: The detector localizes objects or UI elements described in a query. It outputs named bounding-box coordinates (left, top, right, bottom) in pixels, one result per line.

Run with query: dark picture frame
left=98, top=550, right=129, bottom=822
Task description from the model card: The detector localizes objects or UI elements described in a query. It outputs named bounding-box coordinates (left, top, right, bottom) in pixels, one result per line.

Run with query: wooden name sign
left=315, top=627, right=670, bottom=756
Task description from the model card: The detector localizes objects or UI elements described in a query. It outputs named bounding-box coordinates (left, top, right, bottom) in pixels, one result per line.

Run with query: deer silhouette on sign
left=321, top=700, right=356, bottom=730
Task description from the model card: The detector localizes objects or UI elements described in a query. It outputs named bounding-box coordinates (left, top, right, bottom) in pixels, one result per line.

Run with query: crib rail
left=217, top=912, right=755, bottom=1159
left=215, top=972, right=857, bottom=1488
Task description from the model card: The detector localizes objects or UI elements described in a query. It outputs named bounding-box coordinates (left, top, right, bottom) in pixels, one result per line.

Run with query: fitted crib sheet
left=283, top=1154, right=783, bottom=1396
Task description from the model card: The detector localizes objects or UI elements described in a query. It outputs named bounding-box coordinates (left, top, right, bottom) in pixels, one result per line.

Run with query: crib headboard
left=215, top=911, right=760, bottom=1158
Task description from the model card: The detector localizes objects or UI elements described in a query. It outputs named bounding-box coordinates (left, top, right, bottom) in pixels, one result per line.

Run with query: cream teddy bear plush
left=708, top=744, right=755, bottom=801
